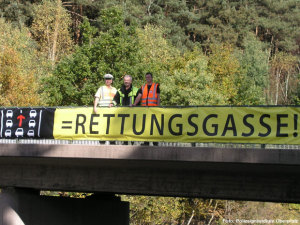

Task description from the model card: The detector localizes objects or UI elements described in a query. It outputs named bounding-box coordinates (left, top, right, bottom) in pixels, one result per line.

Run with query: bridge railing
left=1, top=138, right=300, bottom=150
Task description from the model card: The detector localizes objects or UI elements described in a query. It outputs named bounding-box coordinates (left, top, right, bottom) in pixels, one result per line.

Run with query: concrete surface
left=0, top=144, right=299, bottom=203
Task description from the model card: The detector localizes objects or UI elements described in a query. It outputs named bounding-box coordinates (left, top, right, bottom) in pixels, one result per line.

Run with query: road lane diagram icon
left=27, top=130, right=34, bottom=137
left=6, top=120, right=13, bottom=128
left=29, top=120, right=36, bottom=128
left=17, top=114, right=25, bottom=127
left=15, top=128, right=24, bottom=137
left=6, top=110, right=13, bottom=118
left=30, top=110, right=37, bottom=118
left=5, top=129, right=11, bottom=137
left=0, top=108, right=47, bottom=138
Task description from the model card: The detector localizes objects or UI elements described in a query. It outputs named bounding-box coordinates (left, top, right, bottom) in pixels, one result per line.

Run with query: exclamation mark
left=293, top=114, right=298, bottom=137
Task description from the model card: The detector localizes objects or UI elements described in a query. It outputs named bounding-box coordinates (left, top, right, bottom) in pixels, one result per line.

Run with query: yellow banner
left=53, top=106, right=300, bottom=144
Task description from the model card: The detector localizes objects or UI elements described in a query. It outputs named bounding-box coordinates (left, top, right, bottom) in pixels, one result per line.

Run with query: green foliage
left=124, top=196, right=183, bottom=224
left=2, top=0, right=299, bottom=55
left=123, top=196, right=300, bottom=224
left=0, top=0, right=39, bottom=27
left=235, top=33, right=269, bottom=105
left=80, top=18, right=97, bottom=46
left=208, top=43, right=240, bottom=104
left=134, top=24, right=180, bottom=88
left=44, top=8, right=140, bottom=106
left=31, top=0, right=73, bottom=63
left=122, top=196, right=225, bottom=225
left=99, top=5, right=124, bottom=31
left=134, top=24, right=226, bottom=106
left=289, top=203, right=300, bottom=211
left=162, top=49, right=225, bottom=106
left=268, top=52, right=299, bottom=105
left=40, top=190, right=92, bottom=198
left=219, top=201, right=300, bottom=224
left=254, top=0, right=300, bottom=54
left=136, top=24, right=179, bottom=71
left=1, top=1, right=300, bottom=223
left=293, top=73, right=300, bottom=105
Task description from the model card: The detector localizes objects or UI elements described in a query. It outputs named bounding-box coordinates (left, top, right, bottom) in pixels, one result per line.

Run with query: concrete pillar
left=0, top=188, right=129, bottom=225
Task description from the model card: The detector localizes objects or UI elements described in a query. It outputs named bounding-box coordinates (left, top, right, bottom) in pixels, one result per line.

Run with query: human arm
left=156, top=84, right=160, bottom=106
left=93, top=87, right=101, bottom=113
left=110, top=91, right=120, bottom=107
left=93, top=97, right=99, bottom=113
left=132, top=93, right=142, bottom=106
left=157, top=94, right=160, bottom=106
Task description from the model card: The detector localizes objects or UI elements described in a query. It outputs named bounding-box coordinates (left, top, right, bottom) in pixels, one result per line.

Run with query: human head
left=145, top=72, right=153, bottom=84
left=103, top=73, right=113, bottom=86
left=123, top=75, right=132, bottom=88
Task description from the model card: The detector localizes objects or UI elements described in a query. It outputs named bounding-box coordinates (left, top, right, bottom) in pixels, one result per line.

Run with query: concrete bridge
left=0, top=142, right=299, bottom=224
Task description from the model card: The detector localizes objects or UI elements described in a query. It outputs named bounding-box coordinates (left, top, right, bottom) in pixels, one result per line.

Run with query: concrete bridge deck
left=0, top=143, right=299, bottom=203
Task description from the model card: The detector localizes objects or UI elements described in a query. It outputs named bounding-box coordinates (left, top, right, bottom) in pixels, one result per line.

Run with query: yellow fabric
left=53, top=106, right=300, bottom=145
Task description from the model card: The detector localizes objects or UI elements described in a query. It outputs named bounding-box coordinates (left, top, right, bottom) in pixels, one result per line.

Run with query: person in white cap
left=93, top=73, right=117, bottom=113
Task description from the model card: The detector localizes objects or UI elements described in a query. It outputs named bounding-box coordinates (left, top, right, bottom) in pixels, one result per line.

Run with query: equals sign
left=62, top=121, right=72, bottom=129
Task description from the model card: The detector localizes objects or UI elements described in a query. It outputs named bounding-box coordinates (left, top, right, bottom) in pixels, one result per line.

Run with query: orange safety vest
left=141, top=83, right=159, bottom=106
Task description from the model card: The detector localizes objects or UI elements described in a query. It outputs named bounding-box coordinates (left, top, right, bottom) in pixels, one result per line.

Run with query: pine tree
left=235, top=32, right=269, bottom=105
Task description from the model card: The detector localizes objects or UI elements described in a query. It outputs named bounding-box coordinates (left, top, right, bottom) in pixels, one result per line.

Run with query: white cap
left=103, top=74, right=113, bottom=79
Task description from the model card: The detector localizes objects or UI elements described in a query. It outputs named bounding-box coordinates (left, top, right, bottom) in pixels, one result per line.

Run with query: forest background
left=0, top=0, right=300, bottom=224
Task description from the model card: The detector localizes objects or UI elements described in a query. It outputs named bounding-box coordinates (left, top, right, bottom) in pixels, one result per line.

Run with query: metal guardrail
left=0, top=139, right=300, bottom=149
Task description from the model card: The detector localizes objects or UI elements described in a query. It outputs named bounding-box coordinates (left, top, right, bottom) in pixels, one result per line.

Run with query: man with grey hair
left=111, top=75, right=139, bottom=145
left=111, top=74, right=139, bottom=106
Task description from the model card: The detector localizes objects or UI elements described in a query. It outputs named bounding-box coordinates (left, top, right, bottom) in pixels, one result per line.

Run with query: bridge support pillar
left=0, top=188, right=129, bottom=225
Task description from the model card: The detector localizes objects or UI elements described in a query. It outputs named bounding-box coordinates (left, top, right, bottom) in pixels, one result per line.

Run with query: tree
left=184, top=0, right=300, bottom=55
left=134, top=24, right=225, bottom=106
left=44, top=7, right=140, bottom=106
left=0, top=0, right=40, bottom=28
left=136, top=24, right=178, bottom=70
left=0, top=48, right=40, bottom=106
left=162, top=48, right=225, bottom=106
left=255, top=0, right=300, bottom=56
left=222, top=201, right=300, bottom=224
left=31, top=0, right=73, bottom=65
left=268, top=52, right=299, bottom=105
left=235, top=32, right=269, bottom=105
left=122, top=195, right=225, bottom=225
left=134, top=24, right=179, bottom=86
left=0, top=18, right=42, bottom=106
left=79, top=18, right=97, bottom=46
left=208, top=43, right=240, bottom=104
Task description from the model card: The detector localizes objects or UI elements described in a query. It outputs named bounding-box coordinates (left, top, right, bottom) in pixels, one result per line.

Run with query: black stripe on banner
left=39, top=108, right=55, bottom=139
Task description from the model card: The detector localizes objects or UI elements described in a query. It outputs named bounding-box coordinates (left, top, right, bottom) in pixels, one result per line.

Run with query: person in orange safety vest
left=133, top=72, right=160, bottom=146
left=132, top=72, right=160, bottom=107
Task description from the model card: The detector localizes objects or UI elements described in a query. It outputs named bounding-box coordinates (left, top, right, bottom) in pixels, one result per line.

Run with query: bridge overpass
left=0, top=142, right=299, bottom=202
left=0, top=142, right=299, bottom=224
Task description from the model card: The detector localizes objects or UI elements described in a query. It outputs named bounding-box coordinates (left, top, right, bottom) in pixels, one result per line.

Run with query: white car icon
left=6, top=120, right=13, bottom=128
left=29, top=120, right=36, bottom=128
left=27, top=130, right=34, bottom=137
left=30, top=110, right=37, bottom=118
left=15, top=128, right=24, bottom=137
left=5, top=129, right=11, bottom=137
left=6, top=110, right=13, bottom=118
